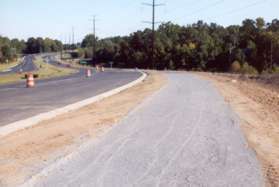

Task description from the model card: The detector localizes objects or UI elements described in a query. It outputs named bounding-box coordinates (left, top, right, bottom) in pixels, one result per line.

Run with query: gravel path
left=29, top=73, right=263, bottom=187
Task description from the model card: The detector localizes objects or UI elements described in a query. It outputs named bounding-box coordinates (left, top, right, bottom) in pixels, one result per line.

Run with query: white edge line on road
left=0, top=70, right=147, bottom=137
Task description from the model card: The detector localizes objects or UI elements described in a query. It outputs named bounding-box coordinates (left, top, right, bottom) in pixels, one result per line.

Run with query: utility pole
left=270, top=39, right=273, bottom=71
left=142, top=0, right=164, bottom=69
left=90, top=16, right=97, bottom=64
left=64, top=36, right=67, bottom=51
left=60, top=35, right=63, bottom=61
left=68, top=34, right=71, bottom=51
left=72, top=27, right=75, bottom=51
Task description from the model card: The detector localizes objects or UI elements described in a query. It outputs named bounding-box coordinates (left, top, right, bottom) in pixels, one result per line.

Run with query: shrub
left=168, top=60, right=175, bottom=70
left=272, top=66, right=279, bottom=73
left=230, top=61, right=241, bottom=73
left=77, top=48, right=85, bottom=58
left=241, top=62, right=258, bottom=75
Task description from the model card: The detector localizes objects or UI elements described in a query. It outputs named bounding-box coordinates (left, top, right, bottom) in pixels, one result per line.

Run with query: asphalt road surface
left=0, top=55, right=37, bottom=75
left=31, top=73, right=263, bottom=187
left=42, top=55, right=73, bottom=69
left=0, top=70, right=141, bottom=127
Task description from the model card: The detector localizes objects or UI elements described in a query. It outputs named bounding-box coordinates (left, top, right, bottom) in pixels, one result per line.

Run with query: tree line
left=80, top=17, right=279, bottom=74
left=0, top=36, right=62, bottom=63
left=2, top=17, right=279, bottom=74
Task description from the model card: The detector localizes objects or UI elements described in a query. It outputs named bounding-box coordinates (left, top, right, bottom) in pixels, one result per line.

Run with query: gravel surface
left=199, top=72, right=279, bottom=186
left=29, top=73, right=263, bottom=187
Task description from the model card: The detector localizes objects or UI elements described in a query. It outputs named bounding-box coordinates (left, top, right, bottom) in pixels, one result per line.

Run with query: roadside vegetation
left=0, top=58, right=21, bottom=72
left=76, top=17, right=279, bottom=74
left=2, top=17, right=279, bottom=75
left=0, top=35, right=76, bottom=84
left=0, top=36, right=62, bottom=65
left=0, top=57, right=77, bottom=85
left=33, top=57, right=77, bottom=79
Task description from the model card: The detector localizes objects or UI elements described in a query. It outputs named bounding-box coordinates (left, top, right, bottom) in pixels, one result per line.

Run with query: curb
left=0, top=70, right=147, bottom=137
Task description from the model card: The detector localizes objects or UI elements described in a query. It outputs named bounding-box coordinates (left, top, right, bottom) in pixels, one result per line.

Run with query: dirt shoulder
left=0, top=71, right=166, bottom=186
left=198, top=72, right=279, bottom=187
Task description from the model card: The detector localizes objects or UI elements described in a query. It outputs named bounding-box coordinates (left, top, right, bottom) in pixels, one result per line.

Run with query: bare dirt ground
left=198, top=72, right=279, bottom=187
left=0, top=71, right=166, bottom=187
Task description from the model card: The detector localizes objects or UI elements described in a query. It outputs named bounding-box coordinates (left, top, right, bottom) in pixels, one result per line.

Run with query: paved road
left=0, top=70, right=141, bottom=127
left=42, top=55, right=73, bottom=69
left=30, top=73, right=263, bottom=187
left=0, top=55, right=37, bottom=75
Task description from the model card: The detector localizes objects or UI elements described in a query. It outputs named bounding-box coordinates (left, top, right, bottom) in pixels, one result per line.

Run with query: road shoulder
left=197, top=72, right=279, bottom=187
left=0, top=71, right=166, bottom=186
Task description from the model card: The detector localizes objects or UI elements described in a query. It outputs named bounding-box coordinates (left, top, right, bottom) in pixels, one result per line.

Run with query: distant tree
left=77, top=18, right=279, bottom=74
left=24, top=37, right=62, bottom=54
left=10, top=39, right=26, bottom=54
left=81, top=34, right=97, bottom=48
left=1, top=45, right=16, bottom=61
left=256, top=17, right=266, bottom=31
left=268, top=19, right=279, bottom=32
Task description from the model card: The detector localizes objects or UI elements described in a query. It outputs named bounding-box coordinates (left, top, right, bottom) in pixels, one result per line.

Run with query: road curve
left=0, top=70, right=141, bottom=127
left=0, top=55, right=37, bottom=75
left=30, top=73, right=263, bottom=187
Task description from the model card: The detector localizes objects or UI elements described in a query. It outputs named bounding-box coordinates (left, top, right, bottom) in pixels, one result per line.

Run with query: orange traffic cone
left=86, top=69, right=92, bottom=77
left=26, top=73, right=35, bottom=88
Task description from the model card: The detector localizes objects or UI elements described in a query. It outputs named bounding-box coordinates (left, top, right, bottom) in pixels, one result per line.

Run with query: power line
left=174, top=0, right=225, bottom=22
left=187, top=0, right=225, bottom=17
left=222, top=0, right=265, bottom=17
left=165, top=0, right=204, bottom=15
left=142, top=0, right=165, bottom=69
left=207, top=0, right=266, bottom=22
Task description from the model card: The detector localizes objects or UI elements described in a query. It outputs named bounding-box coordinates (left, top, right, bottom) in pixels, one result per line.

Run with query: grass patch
left=0, top=74, right=24, bottom=85
left=0, top=57, right=77, bottom=85
left=33, top=57, right=77, bottom=79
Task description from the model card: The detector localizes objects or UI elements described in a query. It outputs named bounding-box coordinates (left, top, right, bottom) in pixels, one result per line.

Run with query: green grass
left=33, top=57, right=77, bottom=79
left=0, top=73, right=25, bottom=85
left=0, top=57, right=77, bottom=85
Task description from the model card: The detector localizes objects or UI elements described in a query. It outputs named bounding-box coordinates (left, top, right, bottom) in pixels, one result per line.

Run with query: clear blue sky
left=0, top=0, right=278, bottom=43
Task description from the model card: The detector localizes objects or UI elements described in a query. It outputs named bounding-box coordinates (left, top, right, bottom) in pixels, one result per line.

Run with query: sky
left=0, top=0, right=278, bottom=43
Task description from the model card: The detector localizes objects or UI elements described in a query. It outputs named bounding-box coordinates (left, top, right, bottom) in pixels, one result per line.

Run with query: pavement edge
left=0, top=70, right=147, bottom=137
